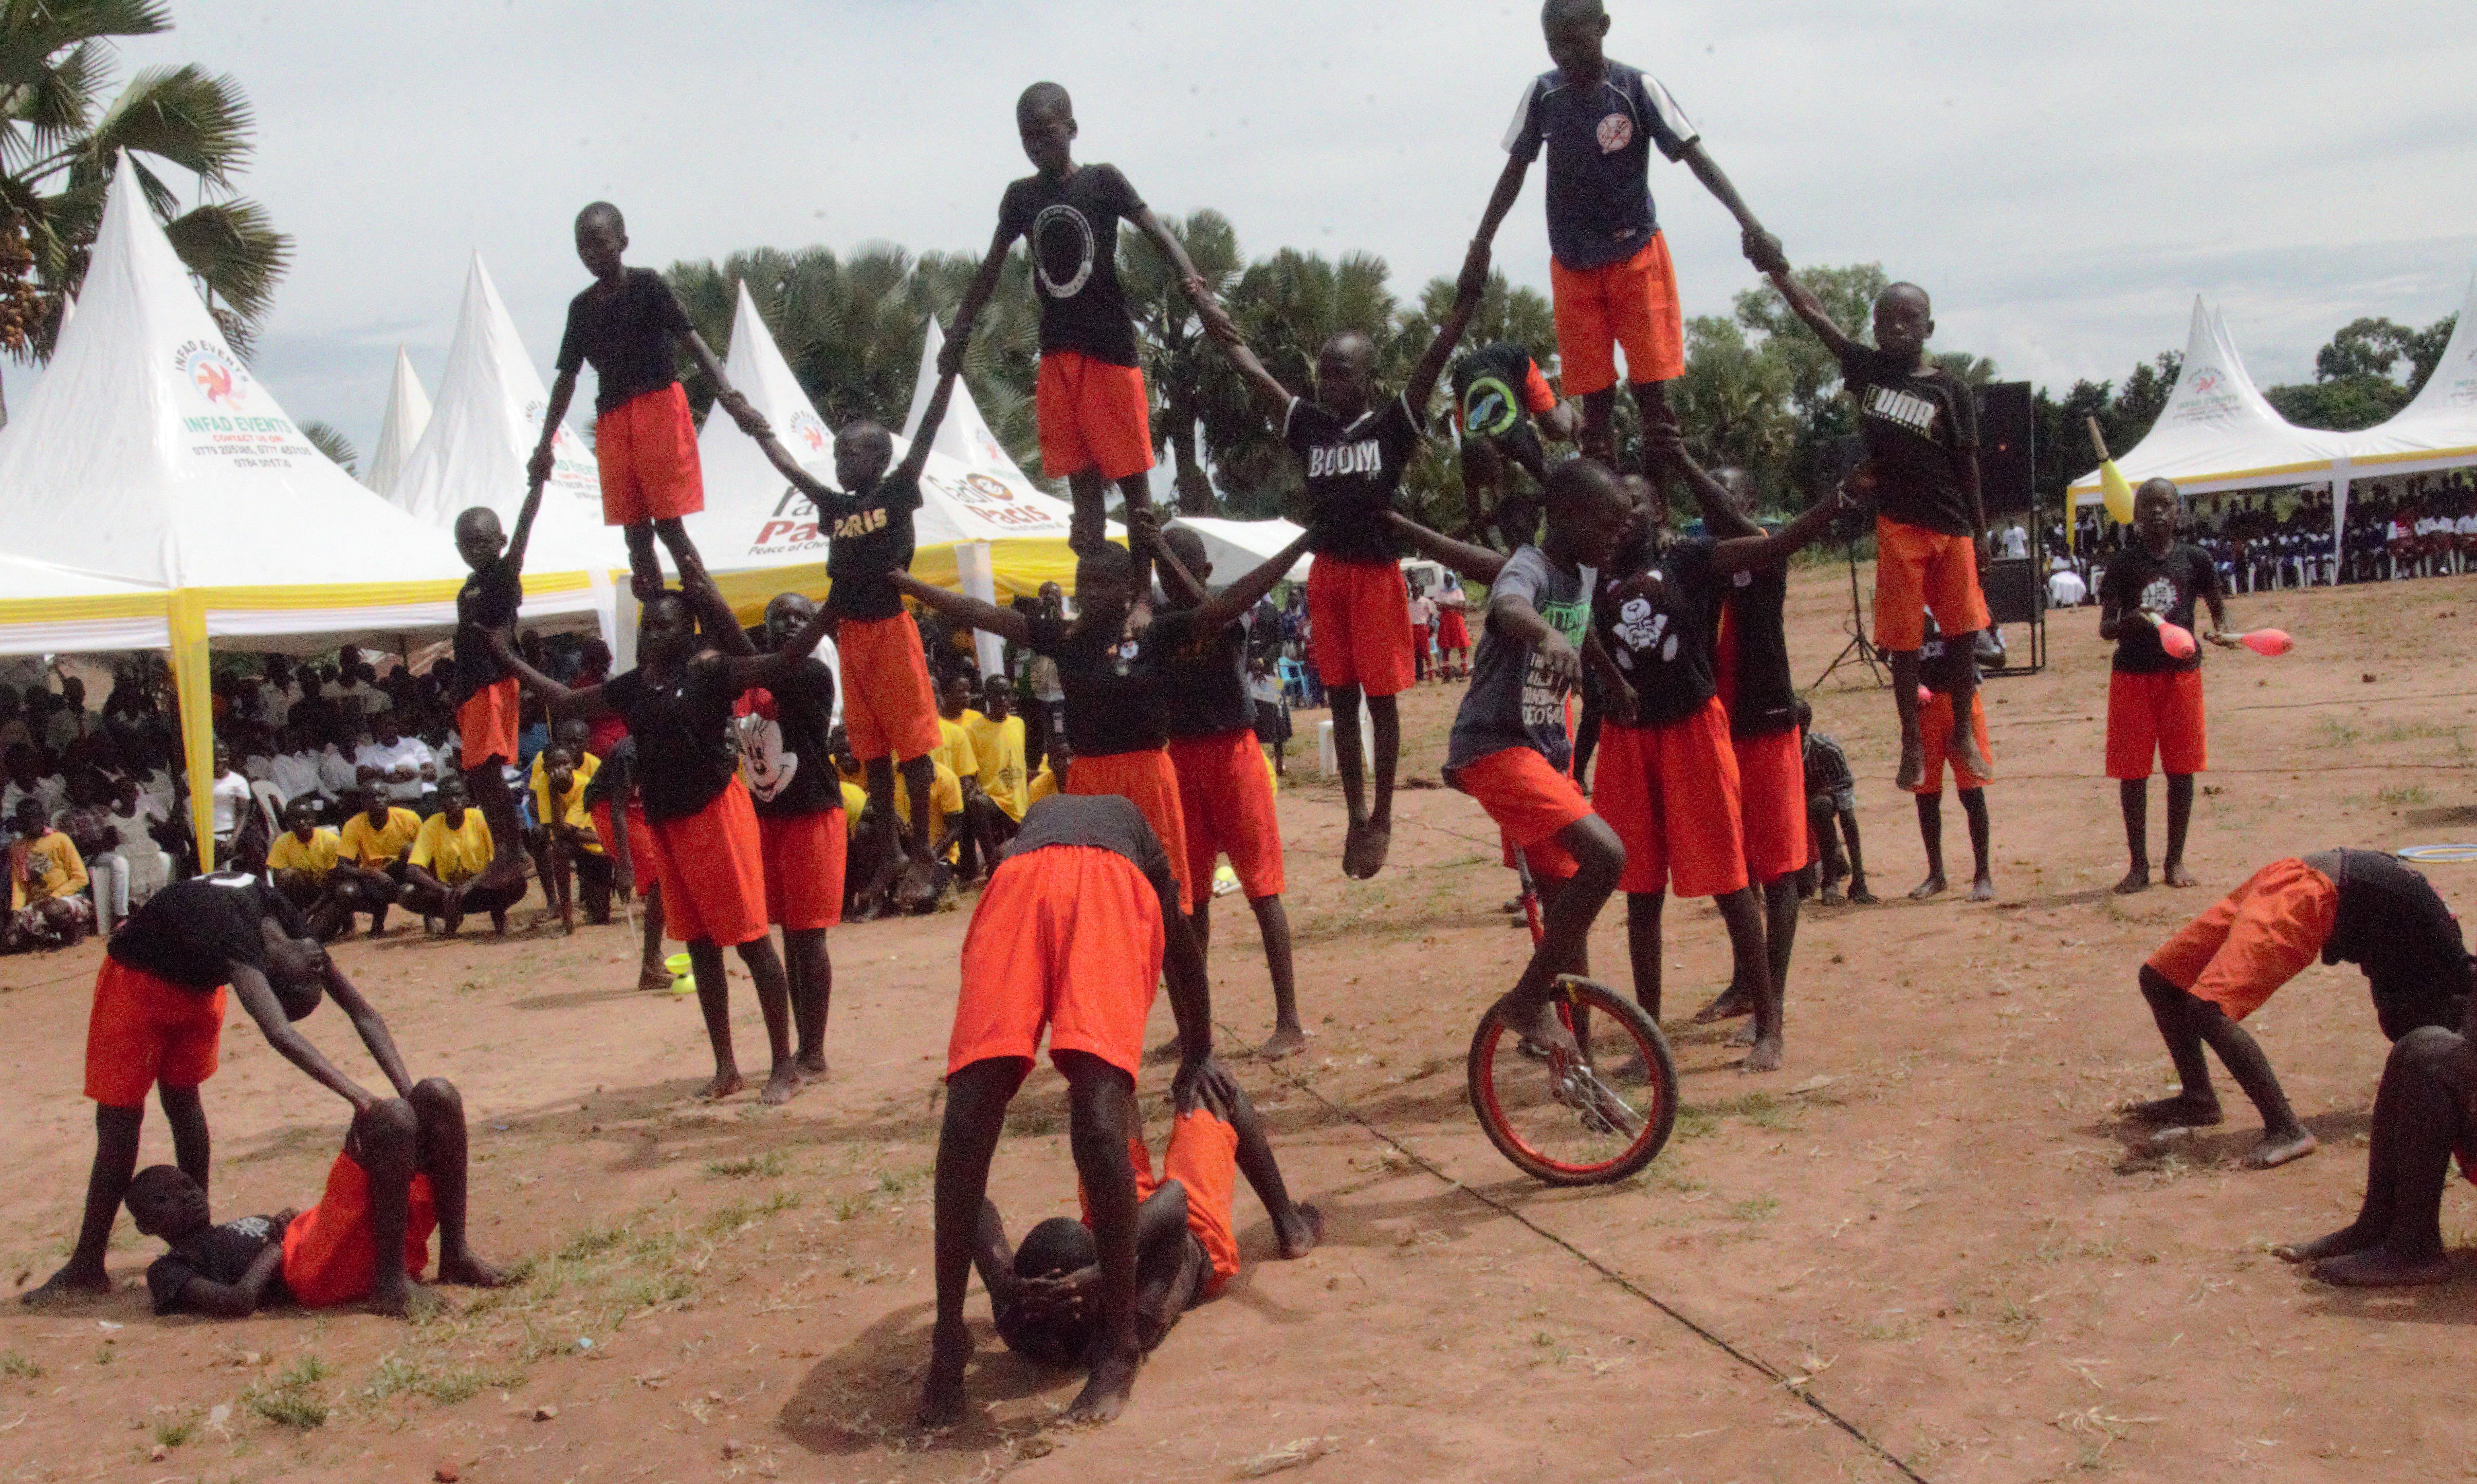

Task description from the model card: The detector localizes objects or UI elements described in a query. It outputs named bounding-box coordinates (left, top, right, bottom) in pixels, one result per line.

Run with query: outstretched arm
left=1192, top=531, right=1314, bottom=629
left=1130, top=206, right=1235, bottom=342
left=1765, top=269, right=1863, bottom=363
left=940, top=222, right=1018, bottom=378
left=890, top=571, right=1033, bottom=646
left=1680, top=141, right=1786, bottom=274
left=680, top=328, right=771, bottom=444
left=227, top=968, right=381, bottom=1114
left=1403, top=244, right=1491, bottom=411
left=1388, top=512, right=1506, bottom=585
left=1216, top=333, right=1296, bottom=420
left=503, top=468, right=548, bottom=575
left=890, top=369, right=961, bottom=489
left=1472, top=152, right=1532, bottom=253
left=1705, top=483, right=1867, bottom=577
left=676, top=580, right=837, bottom=685
left=172, top=1239, right=288, bottom=1318
left=487, top=634, right=619, bottom=722
left=526, top=371, right=580, bottom=493
left=320, top=964, right=415, bottom=1099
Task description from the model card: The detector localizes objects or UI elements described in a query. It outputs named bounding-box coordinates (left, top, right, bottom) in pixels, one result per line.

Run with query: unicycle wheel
left=1467, top=977, right=1678, bottom=1186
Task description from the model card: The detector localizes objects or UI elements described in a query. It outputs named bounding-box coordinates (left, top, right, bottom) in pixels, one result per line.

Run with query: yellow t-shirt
left=338, top=807, right=423, bottom=869
left=1027, top=762, right=1060, bottom=805
left=408, top=810, right=494, bottom=884
left=840, top=781, right=870, bottom=840
left=266, top=828, right=341, bottom=880
left=14, top=830, right=87, bottom=903
left=893, top=760, right=966, bottom=861
left=965, top=713, right=1029, bottom=821
left=529, top=752, right=603, bottom=856
left=933, top=716, right=980, bottom=783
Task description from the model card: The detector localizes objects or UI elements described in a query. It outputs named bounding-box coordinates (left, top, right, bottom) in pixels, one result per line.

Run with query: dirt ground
left=8, top=561, right=2477, bottom=1484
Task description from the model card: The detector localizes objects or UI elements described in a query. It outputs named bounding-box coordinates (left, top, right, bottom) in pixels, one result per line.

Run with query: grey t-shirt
left=1446, top=545, right=1596, bottom=773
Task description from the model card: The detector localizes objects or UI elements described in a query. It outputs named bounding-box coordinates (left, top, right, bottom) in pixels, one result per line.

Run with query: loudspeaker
left=1983, top=556, right=2044, bottom=626
left=1975, top=381, right=2035, bottom=515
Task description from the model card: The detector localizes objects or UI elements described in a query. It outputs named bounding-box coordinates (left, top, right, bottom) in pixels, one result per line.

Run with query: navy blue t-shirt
left=1503, top=62, right=1699, bottom=273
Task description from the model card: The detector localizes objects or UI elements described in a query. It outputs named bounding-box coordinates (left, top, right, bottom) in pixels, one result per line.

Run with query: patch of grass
left=365, top=1353, right=522, bottom=1407
left=150, top=1416, right=196, bottom=1449
left=243, top=1356, right=334, bottom=1431
left=0, top=1351, right=40, bottom=1380
left=2314, top=716, right=2361, bottom=747
left=1729, top=1196, right=1780, bottom=1222
left=2379, top=784, right=2433, bottom=807
left=704, top=1190, right=801, bottom=1235
left=704, top=1151, right=788, bottom=1180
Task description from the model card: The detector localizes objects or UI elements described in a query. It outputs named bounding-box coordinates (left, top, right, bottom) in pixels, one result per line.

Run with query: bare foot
left=2245, top=1128, right=2318, bottom=1170
left=915, top=1319, right=973, bottom=1429
left=2273, top=1226, right=2380, bottom=1265
left=1729, top=1021, right=1758, bottom=1047
left=1342, top=818, right=1390, bottom=880
left=1895, top=733, right=1926, bottom=793
left=698, top=1070, right=745, bottom=1101
left=365, top=1276, right=418, bottom=1319
left=2163, top=862, right=2198, bottom=888
left=1501, top=994, right=1578, bottom=1058
left=2114, top=865, right=2151, bottom=895
left=1819, top=884, right=1845, bottom=906
left=437, top=1252, right=511, bottom=1289
left=1259, top=1025, right=1308, bottom=1061
left=637, top=967, right=674, bottom=993
left=1909, top=874, right=1947, bottom=901
left=1275, top=1202, right=1325, bottom=1259
left=1970, top=875, right=1996, bottom=903
left=1848, top=883, right=1879, bottom=905
left=1692, top=988, right=1752, bottom=1025
left=759, top=1066, right=802, bottom=1106
left=797, top=1049, right=829, bottom=1079
left=1062, top=1346, right=1140, bottom=1425
left=20, top=1263, right=111, bottom=1306
left=2125, top=1093, right=2223, bottom=1127
left=2314, top=1246, right=2452, bottom=1288
left=1742, top=1034, right=1784, bottom=1073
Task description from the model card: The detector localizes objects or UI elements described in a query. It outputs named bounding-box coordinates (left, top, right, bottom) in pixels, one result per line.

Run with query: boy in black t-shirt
left=1212, top=247, right=1489, bottom=879
left=943, top=84, right=1234, bottom=563
left=755, top=372, right=961, bottom=906
left=529, top=202, right=773, bottom=602
left=447, top=491, right=546, bottom=901
left=1905, top=617, right=1994, bottom=903
left=1766, top=270, right=1994, bottom=794
left=2099, top=478, right=2234, bottom=895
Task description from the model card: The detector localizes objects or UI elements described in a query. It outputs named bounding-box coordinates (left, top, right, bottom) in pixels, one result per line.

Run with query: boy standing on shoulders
left=2100, top=477, right=2232, bottom=894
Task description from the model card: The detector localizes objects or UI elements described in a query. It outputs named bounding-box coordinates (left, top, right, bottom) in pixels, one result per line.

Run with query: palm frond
left=297, top=419, right=356, bottom=473
left=0, top=1, right=169, bottom=88
left=78, top=64, right=252, bottom=188
left=161, top=195, right=289, bottom=344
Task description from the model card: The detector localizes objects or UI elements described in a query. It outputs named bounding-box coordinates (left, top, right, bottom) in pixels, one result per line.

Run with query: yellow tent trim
left=0, top=591, right=168, bottom=625
left=2066, top=456, right=2339, bottom=497
left=172, top=570, right=597, bottom=613
left=168, top=590, right=218, bottom=873
left=2347, top=445, right=2477, bottom=468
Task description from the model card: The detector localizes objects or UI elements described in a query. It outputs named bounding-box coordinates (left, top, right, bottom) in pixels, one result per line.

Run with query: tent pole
left=168, top=591, right=218, bottom=872
left=957, top=542, right=1005, bottom=680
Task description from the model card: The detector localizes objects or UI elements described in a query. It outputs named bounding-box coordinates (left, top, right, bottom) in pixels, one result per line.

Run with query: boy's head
left=574, top=201, right=627, bottom=279
left=1871, top=284, right=1935, bottom=364
left=260, top=918, right=329, bottom=1021
left=12, top=796, right=45, bottom=837
left=435, top=771, right=470, bottom=821
left=543, top=744, right=579, bottom=795
left=940, top=673, right=975, bottom=719
left=125, top=1165, right=212, bottom=1243
left=212, top=739, right=231, bottom=775
left=1794, top=697, right=1813, bottom=735
left=1158, top=527, right=1212, bottom=610
left=1010, top=1216, right=1100, bottom=1363
left=1540, top=0, right=1610, bottom=80
left=981, top=676, right=1012, bottom=721
left=283, top=799, right=318, bottom=840
left=1074, top=545, right=1139, bottom=629
left=1037, top=581, right=1065, bottom=618
left=2135, top=478, right=2181, bottom=544
left=360, top=783, right=390, bottom=822
left=577, top=638, right=613, bottom=683
left=453, top=507, right=506, bottom=572
left=833, top=420, right=895, bottom=493
left=637, top=592, right=699, bottom=665
left=1313, top=331, right=1378, bottom=421
left=1543, top=457, right=1630, bottom=568
left=763, top=592, right=817, bottom=654
left=554, top=716, right=593, bottom=753
left=1016, top=83, right=1077, bottom=176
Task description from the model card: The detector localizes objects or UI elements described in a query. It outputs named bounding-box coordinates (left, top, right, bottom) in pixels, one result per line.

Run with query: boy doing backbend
left=2133, top=849, right=2472, bottom=1170
left=2274, top=1012, right=2477, bottom=1288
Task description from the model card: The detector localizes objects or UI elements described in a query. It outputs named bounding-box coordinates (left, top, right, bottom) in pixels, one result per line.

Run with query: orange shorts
left=1108, top=1110, right=1242, bottom=1301
left=84, top=958, right=225, bottom=1108
left=1549, top=235, right=1684, bottom=397
left=650, top=777, right=768, bottom=947
left=456, top=676, right=521, bottom=769
left=1733, top=727, right=1809, bottom=886
left=948, top=845, right=1167, bottom=1080
left=1911, top=691, right=1994, bottom=794
left=2107, top=667, right=2208, bottom=779
left=1168, top=729, right=1285, bottom=902
left=1065, top=746, right=1192, bottom=914
left=1036, top=350, right=1154, bottom=483
left=1593, top=699, right=1748, bottom=899
left=758, top=806, right=846, bottom=931
left=1872, top=517, right=1991, bottom=653
left=596, top=382, right=704, bottom=525
left=1453, top=745, right=1594, bottom=883
left=838, top=613, right=943, bottom=764
left=590, top=796, right=660, bottom=894
left=1437, top=607, right=1472, bottom=651
left=2145, top=858, right=2339, bottom=1022
left=280, top=1150, right=436, bottom=1309
left=1306, top=556, right=1415, bottom=697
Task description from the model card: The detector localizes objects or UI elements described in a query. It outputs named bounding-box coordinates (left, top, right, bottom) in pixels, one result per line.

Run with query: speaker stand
left=1811, top=540, right=1889, bottom=690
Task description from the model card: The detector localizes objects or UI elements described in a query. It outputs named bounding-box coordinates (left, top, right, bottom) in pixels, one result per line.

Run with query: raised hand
left=936, top=335, right=966, bottom=380
left=525, top=444, right=554, bottom=489
left=1742, top=226, right=1788, bottom=276
left=1198, top=299, right=1239, bottom=345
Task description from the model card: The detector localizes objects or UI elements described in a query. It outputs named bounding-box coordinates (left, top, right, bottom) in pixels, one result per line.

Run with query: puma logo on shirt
left=1864, top=384, right=1941, bottom=437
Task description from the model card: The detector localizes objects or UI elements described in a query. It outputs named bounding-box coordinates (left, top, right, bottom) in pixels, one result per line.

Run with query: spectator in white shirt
left=208, top=740, right=253, bottom=851
left=41, top=678, right=92, bottom=752
left=355, top=717, right=436, bottom=808
left=2001, top=523, right=2029, bottom=561
left=316, top=730, right=359, bottom=797
left=267, top=724, right=328, bottom=814
left=2046, top=565, right=2088, bottom=608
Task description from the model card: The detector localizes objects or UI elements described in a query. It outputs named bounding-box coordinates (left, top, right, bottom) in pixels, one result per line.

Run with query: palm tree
left=1121, top=209, right=1242, bottom=514
left=298, top=419, right=355, bottom=475
left=0, top=0, right=292, bottom=418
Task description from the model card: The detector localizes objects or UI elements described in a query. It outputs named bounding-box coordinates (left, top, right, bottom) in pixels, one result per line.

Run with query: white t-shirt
left=2001, top=525, right=2028, bottom=560
left=317, top=746, right=359, bottom=795
left=270, top=751, right=325, bottom=803
left=210, top=771, right=253, bottom=838
left=356, top=737, right=434, bottom=802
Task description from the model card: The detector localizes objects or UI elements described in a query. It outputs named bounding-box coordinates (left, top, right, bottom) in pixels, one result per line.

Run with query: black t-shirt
left=1156, top=609, right=1254, bottom=740
left=997, top=165, right=1146, bottom=368
left=1001, top=793, right=1183, bottom=922
left=146, top=1214, right=286, bottom=1315
left=820, top=473, right=923, bottom=622
left=555, top=267, right=691, bottom=415
left=1286, top=393, right=1425, bottom=563
left=1452, top=342, right=1549, bottom=440
left=108, top=872, right=312, bottom=991
left=1918, top=630, right=1978, bottom=695
left=2099, top=543, right=2221, bottom=674
left=1839, top=345, right=1978, bottom=536
left=449, top=559, right=522, bottom=706
left=602, top=659, right=741, bottom=824
left=1715, top=548, right=1797, bottom=739
left=1596, top=535, right=1720, bottom=727
left=2325, top=850, right=2475, bottom=1022
left=1027, top=610, right=1176, bottom=758
left=736, top=658, right=840, bottom=819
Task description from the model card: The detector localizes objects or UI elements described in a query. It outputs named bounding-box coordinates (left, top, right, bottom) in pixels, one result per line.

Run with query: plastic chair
left=1277, top=657, right=1308, bottom=704
left=249, top=780, right=287, bottom=841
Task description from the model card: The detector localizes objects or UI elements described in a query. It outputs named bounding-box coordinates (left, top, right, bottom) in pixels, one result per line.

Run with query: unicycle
left=1466, top=855, right=1679, bottom=1186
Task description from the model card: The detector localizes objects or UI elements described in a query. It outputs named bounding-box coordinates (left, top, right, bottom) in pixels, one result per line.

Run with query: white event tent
left=1167, top=515, right=1313, bottom=584
left=361, top=346, right=432, bottom=500
left=0, top=164, right=612, bottom=864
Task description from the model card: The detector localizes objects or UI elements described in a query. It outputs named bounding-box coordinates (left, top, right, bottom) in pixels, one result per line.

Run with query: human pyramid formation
left=23, top=0, right=2477, bottom=1436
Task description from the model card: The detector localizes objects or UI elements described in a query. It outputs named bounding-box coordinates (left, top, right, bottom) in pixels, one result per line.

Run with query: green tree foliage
left=2263, top=312, right=2461, bottom=432
left=297, top=419, right=355, bottom=474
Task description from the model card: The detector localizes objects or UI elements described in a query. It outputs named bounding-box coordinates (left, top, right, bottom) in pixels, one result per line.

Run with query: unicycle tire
left=1467, top=976, right=1679, bottom=1186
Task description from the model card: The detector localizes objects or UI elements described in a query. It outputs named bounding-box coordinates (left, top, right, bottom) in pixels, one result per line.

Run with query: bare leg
left=1748, top=873, right=1801, bottom=1071
left=2134, top=970, right=2313, bottom=1167
left=853, top=760, right=905, bottom=916
left=1330, top=684, right=1374, bottom=877
left=1809, top=801, right=1847, bottom=904
left=23, top=1103, right=144, bottom=1303
left=1218, top=1081, right=1322, bottom=1258
left=653, top=518, right=711, bottom=592
left=2130, top=965, right=2224, bottom=1126
left=1958, top=786, right=1995, bottom=901
left=408, top=1079, right=505, bottom=1287
left=2162, top=773, right=2198, bottom=887
left=1943, top=639, right=1996, bottom=780
left=1889, top=650, right=1926, bottom=790
left=898, top=755, right=938, bottom=870
left=1502, top=817, right=1622, bottom=1049
left=1056, top=1051, right=1142, bottom=1424
left=1112, top=473, right=1155, bottom=597
left=784, top=925, right=831, bottom=1077
left=685, top=939, right=744, bottom=1101
left=1247, top=894, right=1304, bottom=1058
left=2116, top=778, right=2152, bottom=894
left=637, top=883, right=669, bottom=992
left=733, top=935, right=800, bottom=1105
left=351, top=1097, right=421, bottom=1316
left=920, top=1058, right=1030, bottom=1429
left=463, top=764, right=529, bottom=895
left=1360, top=693, right=1400, bottom=877
left=2278, top=1028, right=2473, bottom=1281
left=1624, top=890, right=1665, bottom=1023
left=622, top=523, right=663, bottom=601
left=1712, top=886, right=1775, bottom=1066
left=1839, top=805, right=1876, bottom=903
left=1910, top=792, right=1948, bottom=900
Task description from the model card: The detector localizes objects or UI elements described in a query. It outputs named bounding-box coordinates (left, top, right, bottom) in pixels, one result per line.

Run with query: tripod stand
left=1810, top=538, right=1888, bottom=690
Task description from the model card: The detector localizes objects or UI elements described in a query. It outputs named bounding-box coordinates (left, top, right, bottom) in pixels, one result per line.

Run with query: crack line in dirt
left=1239, top=1022, right=1934, bottom=1484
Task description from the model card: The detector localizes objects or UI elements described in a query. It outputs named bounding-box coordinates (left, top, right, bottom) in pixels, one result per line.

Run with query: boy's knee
left=1566, top=818, right=1624, bottom=886
left=2395, top=1025, right=2466, bottom=1073
left=358, top=1097, right=419, bottom=1155
left=409, top=1078, right=462, bottom=1122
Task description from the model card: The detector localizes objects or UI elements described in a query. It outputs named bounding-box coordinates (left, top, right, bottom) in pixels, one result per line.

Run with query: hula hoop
left=2396, top=844, right=2477, bottom=863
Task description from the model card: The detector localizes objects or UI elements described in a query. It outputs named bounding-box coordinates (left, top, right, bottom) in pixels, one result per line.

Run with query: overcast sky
left=90, top=0, right=2477, bottom=459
